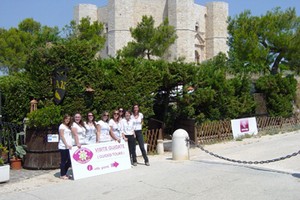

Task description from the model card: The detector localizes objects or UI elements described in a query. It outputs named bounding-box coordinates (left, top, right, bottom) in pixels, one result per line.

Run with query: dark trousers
left=125, top=135, right=137, bottom=163
left=59, top=149, right=71, bottom=176
left=135, top=130, right=149, bottom=163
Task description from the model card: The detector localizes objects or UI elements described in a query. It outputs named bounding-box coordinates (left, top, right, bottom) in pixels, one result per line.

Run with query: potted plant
left=10, top=146, right=26, bottom=170
left=0, top=144, right=10, bottom=182
left=24, top=105, right=62, bottom=169
left=0, top=144, right=8, bottom=163
left=10, top=133, right=27, bottom=170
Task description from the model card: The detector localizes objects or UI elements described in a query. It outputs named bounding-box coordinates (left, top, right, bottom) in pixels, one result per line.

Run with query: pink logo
left=87, top=165, right=93, bottom=171
left=240, top=119, right=249, bottom=132
left=111, top=161, right=119, bottom=168
left=72, top=147, right=93, bottom=164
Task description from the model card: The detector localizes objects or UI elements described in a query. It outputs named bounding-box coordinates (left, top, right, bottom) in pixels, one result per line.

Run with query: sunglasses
left=114, top=113, right=119, bottom=115
left=103, top=114, right=109, bottom=116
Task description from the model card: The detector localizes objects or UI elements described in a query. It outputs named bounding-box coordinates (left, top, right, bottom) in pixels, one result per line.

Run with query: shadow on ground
left=292, top=173, right=300, bottom=179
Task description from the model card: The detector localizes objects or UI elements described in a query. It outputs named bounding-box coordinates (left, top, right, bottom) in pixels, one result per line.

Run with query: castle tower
left=73, top=1, right=229, bottom=62
left=168, top=0, right=195, bottom=61
left=107, top=0, right=135, bottom=57
left=205, top=2, right=229, bottom=59
left=74, top=4, right=98, bottom=23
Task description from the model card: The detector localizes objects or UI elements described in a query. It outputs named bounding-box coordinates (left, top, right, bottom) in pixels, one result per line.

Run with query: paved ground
left=8, top=168, right=53, bottom=183
left=1, top=131, right=300, bottom=200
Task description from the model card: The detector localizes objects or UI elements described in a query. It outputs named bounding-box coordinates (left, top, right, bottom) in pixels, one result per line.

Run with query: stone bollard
left=156, top=139, right=164, bottom=155
left=172, top=129, right=190, bottom=160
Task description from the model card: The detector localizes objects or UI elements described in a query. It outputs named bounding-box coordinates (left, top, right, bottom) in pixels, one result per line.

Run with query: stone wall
left=74, top=0, right=229, bottom=62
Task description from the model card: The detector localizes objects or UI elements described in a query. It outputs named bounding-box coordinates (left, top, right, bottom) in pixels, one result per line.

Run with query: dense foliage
left=0, top=9, right=299, bottom=130
left=255, top=74, right=297, bottom=117
left=118, top=16, right=177, bottom=60
left=228, top=7, right=300, bottom=75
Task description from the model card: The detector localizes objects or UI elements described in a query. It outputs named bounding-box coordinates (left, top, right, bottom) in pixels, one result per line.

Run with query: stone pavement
left=1, top=131, right=300, bottom=200
left=9, top=168, right=55, bottom=183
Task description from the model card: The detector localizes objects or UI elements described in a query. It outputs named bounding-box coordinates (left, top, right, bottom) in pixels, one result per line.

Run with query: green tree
left=0, top=73, right=34, bottom=122
left=0, top=18, right=60, bottom=74
left=228, top=7, right=300, bottom=75
left=0, top=28, right=32, bottom=73
left=175, top=53, right=255, bottom=122
left=63, top=17, right=106, bottom=52
left=118, top=16, right=177, bottom=60
left=255, top=74, right=297, bottom=117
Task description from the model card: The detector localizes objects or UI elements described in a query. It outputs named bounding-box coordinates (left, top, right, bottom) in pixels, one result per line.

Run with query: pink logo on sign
left=72, top=147, right=93, bottom=164
left=111, top=161, right=119, bottom=168
left=240, top=119, right=249, bottom=132
left=87, top=165, right=93, bottom=171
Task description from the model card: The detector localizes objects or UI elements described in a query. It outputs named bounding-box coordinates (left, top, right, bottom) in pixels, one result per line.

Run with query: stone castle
left=74, top=0, right=228, bottom=63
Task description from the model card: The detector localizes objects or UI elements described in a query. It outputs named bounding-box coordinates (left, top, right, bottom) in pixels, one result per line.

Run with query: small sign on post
left=231, top=117, right=258, bottom=139
left=47, top=134, right=59, bottom=142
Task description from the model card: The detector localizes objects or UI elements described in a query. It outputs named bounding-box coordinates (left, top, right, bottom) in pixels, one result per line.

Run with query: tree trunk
left=271, top=54, right=283, bottom=75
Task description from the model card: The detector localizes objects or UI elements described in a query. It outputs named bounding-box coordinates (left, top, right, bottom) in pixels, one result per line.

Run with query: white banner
left=231, top=117, right=258, bottom=139
left=69, top=140, right=131, bottom=180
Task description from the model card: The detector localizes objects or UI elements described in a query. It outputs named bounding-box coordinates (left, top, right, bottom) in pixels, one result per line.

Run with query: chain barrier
left=187, top=139, right=300, bottom=165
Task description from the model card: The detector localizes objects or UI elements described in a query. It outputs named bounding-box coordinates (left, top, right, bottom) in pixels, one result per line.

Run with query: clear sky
left=0, top=0, right=299, bottom=30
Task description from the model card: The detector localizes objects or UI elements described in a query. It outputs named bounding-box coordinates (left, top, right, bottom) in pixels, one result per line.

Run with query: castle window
left=105, top=23, right=108, bottom=33
left=195, top=22, right=199, bottom=32
left=195, top=50, right=200, bottom=64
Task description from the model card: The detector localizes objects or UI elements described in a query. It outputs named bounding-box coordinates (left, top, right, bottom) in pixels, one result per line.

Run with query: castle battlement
left=74, top=0, right=229, bottom=63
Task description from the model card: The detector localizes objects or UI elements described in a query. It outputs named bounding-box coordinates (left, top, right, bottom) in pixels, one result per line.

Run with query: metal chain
left=187, top=139, right=300, bottom=165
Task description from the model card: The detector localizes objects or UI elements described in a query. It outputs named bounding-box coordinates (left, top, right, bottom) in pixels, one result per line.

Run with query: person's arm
left=71, top=127, right=81, bottom=148
left=120, top=121, right=128, bottom=141
left=96, top=124, right=101, bottom=143
left=132, top=121, right=136, bottom=138
left=141, top=113, right=144, bottom=127
left=59, top=128, right=72, bottom=149
left=109, top=126, right=120, bottom=143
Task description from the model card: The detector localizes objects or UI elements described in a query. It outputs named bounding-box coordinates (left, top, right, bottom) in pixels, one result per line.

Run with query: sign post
left=231, top=117, right=258, bottom=139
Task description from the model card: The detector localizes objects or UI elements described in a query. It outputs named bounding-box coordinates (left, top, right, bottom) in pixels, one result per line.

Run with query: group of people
left=58, top=104, right=150, bottom=180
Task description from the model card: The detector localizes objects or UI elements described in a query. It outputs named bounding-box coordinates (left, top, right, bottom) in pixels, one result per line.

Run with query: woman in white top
left=118, top=107, right=124, bottom=119
left=109, top=109, right=122, bottom=143
left=120, top=110, right=137, bottom=166
left=97, top=111, right=112, bottom=142
left=84, top=112, right=100, bottom=144
left=58, top=114, right=72, bottom=180
left=131, top=104, right=149, bottom=166
left=71, top=113, right=87, bottom=148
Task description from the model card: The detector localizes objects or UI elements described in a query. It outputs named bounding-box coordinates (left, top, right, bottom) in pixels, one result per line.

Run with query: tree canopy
left=228, top=7, right=300, bottom=75
left=0, top=18, right=60, bottom=74
left=0, top=17, right=105, bottom=74
left=0, top=11, right=298, bottom=129
left=118, top=16, right=177, bottom=60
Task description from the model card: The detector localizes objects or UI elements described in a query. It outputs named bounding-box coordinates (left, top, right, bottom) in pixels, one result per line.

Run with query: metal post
left=0, top=89, right=2, bottom=123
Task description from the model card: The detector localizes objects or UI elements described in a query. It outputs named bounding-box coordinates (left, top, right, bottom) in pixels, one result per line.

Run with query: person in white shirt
left=84, top=112, right=100, bottom=144
left=120, top=110, right=137, bottom=166
left=71, top=113, right=87, bottom=148
left=109, top=109, right=122, bottom=143
left=58, top=114, right=72, bottom=180
left=118, top=107, right=124, bottom=119
left=131, top=104, right=149, bottom=166
left=97, top=111, right=113, bottom=142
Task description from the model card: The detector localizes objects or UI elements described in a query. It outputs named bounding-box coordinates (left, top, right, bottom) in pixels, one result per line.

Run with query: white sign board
left=47, top=134, right=59, bottom=142
left=69, top=141, right=131, bottom=180
left=231, top=117, right=258, bottom=139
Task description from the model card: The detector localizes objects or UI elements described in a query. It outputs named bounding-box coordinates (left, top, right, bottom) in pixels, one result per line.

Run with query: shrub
left=26, top=105, right=62, bottom=128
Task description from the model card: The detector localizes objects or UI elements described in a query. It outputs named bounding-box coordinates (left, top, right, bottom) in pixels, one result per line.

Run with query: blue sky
left=0, top=0, right=299, bottom=30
